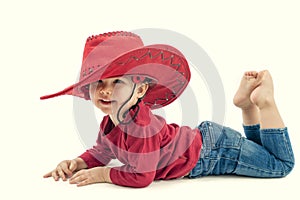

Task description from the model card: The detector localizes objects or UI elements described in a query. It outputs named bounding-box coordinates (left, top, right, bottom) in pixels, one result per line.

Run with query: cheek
left=112, top=86, right=132, bottom=98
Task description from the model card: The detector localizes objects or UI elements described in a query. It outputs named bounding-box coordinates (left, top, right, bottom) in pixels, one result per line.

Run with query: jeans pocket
left=214, top=126, right=242, bottom=149
left=191, top=157, right=218, bottom=177
left=204, top=159, right=218, bottom=175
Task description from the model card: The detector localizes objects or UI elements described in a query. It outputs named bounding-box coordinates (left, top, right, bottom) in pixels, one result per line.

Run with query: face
left=89, top=76, right=148, bottom=122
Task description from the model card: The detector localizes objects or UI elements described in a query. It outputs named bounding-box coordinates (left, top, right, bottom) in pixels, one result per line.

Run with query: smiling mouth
left=99, top=99, right=116, bottom=105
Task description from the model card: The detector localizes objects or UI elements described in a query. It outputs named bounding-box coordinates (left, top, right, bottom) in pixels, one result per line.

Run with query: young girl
left=42, top=31, right=294, bottom=188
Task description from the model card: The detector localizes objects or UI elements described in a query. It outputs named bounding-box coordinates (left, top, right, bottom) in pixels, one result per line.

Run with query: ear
left=136, top=83, right=149, bottom=99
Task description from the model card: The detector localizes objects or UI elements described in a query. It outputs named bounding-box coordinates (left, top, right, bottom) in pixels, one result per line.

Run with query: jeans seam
left=261, top=129, right=294, bottom=167
left=236, top=161, right=285, bottom=175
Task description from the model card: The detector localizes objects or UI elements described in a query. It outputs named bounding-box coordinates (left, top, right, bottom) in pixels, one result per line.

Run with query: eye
left=113, top=79, right=124, bottom=84
left=90, top=80, right=102, bottom=87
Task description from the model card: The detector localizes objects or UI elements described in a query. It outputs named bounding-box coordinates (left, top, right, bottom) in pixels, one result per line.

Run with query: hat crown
left=80, top=31, right=144, bottom=80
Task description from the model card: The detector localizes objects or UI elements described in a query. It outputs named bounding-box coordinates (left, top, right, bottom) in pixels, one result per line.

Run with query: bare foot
left=250, top=70, right=275, bottom=109
left=233, top=71, right=260, bottom=110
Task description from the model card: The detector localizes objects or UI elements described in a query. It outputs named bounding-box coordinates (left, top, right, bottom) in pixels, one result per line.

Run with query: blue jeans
left=188, top=121, right=295, bottom=178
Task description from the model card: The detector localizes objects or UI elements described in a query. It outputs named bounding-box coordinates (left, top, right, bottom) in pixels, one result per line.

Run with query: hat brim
left=40, top=44, right=190, bottom=109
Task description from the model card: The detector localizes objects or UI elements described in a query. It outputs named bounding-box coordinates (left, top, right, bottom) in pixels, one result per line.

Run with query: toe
left=244, top=71, right=258, bottom=79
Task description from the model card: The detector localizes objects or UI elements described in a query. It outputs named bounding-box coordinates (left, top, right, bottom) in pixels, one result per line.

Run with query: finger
left=69, top=174, right=84, bottom=185
left=52, top=171, right=59, bottom=181
left=60, top=162, right=73, bottom=177
left=57, top=168, right=67, bottom=181
left=43, top=171, right=52, bottom=178
left=69, top=171, right=80, bottom=183
left=77, top=179, right=90, bottom=187
left=69, top=160, right=77, bottom=172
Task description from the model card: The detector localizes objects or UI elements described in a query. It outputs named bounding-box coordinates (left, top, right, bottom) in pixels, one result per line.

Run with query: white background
left=1, top=0, right=299, bottom=199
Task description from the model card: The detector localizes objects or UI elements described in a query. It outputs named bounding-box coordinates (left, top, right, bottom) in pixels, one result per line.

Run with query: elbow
left=110, top=169, right=155, bottom=188
left=130, top=172, right=155, bottom=188
left=134, top=177, right=153, bottom=188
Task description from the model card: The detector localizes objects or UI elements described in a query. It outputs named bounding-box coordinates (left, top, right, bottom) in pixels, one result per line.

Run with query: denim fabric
left=188, top=121, right=295, bottom=178
left=243, top=124, right=262, bottom=145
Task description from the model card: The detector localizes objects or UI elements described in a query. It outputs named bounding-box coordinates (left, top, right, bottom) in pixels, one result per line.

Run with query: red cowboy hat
left=40, top=31, right=190, bottom=109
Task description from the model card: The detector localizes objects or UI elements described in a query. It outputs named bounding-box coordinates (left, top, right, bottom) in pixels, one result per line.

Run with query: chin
left=99, top=108, right=113, bottom=115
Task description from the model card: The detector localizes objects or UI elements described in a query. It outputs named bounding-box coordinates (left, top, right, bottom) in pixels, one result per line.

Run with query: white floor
left=9, top=155, right=300, bottom=200
left=33, top=172, right=299, bottom=200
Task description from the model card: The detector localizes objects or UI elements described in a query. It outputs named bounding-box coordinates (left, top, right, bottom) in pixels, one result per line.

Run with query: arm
left=74, top=157, right=88, bottom=170
left=109, top=135, right=161, bottom=188
left=110, top=166, right=156, bottom=188
left=69, top=166, right=112, bottom=186
left=68, top=132, right=115, bottom=186
left=73, top=145, right=159, bottom=187
left=44, top=132, right=114, bottom=182
left=79, top=129, right=116, bottom=168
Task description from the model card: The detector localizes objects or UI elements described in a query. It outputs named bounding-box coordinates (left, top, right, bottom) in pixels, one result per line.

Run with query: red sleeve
left=79, top=126, right=116, bottom=168
left=79, top=151, right=105, bottom=168
left=109, top=134, right=161, bottom=188
left=110, top=167, right=156, bottom=188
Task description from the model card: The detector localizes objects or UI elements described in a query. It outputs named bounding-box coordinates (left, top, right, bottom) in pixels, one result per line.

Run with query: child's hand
left=69, top=167, right=111, bottom=187
left=43, top=159, right=79, bottom=181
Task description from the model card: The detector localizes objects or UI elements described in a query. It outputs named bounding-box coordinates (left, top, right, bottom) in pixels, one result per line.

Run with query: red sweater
left=79, top=101, right=202, bottom=188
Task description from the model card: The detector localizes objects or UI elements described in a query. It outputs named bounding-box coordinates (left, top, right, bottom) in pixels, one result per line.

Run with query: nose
left=99, top=84, right=112, bottom=95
